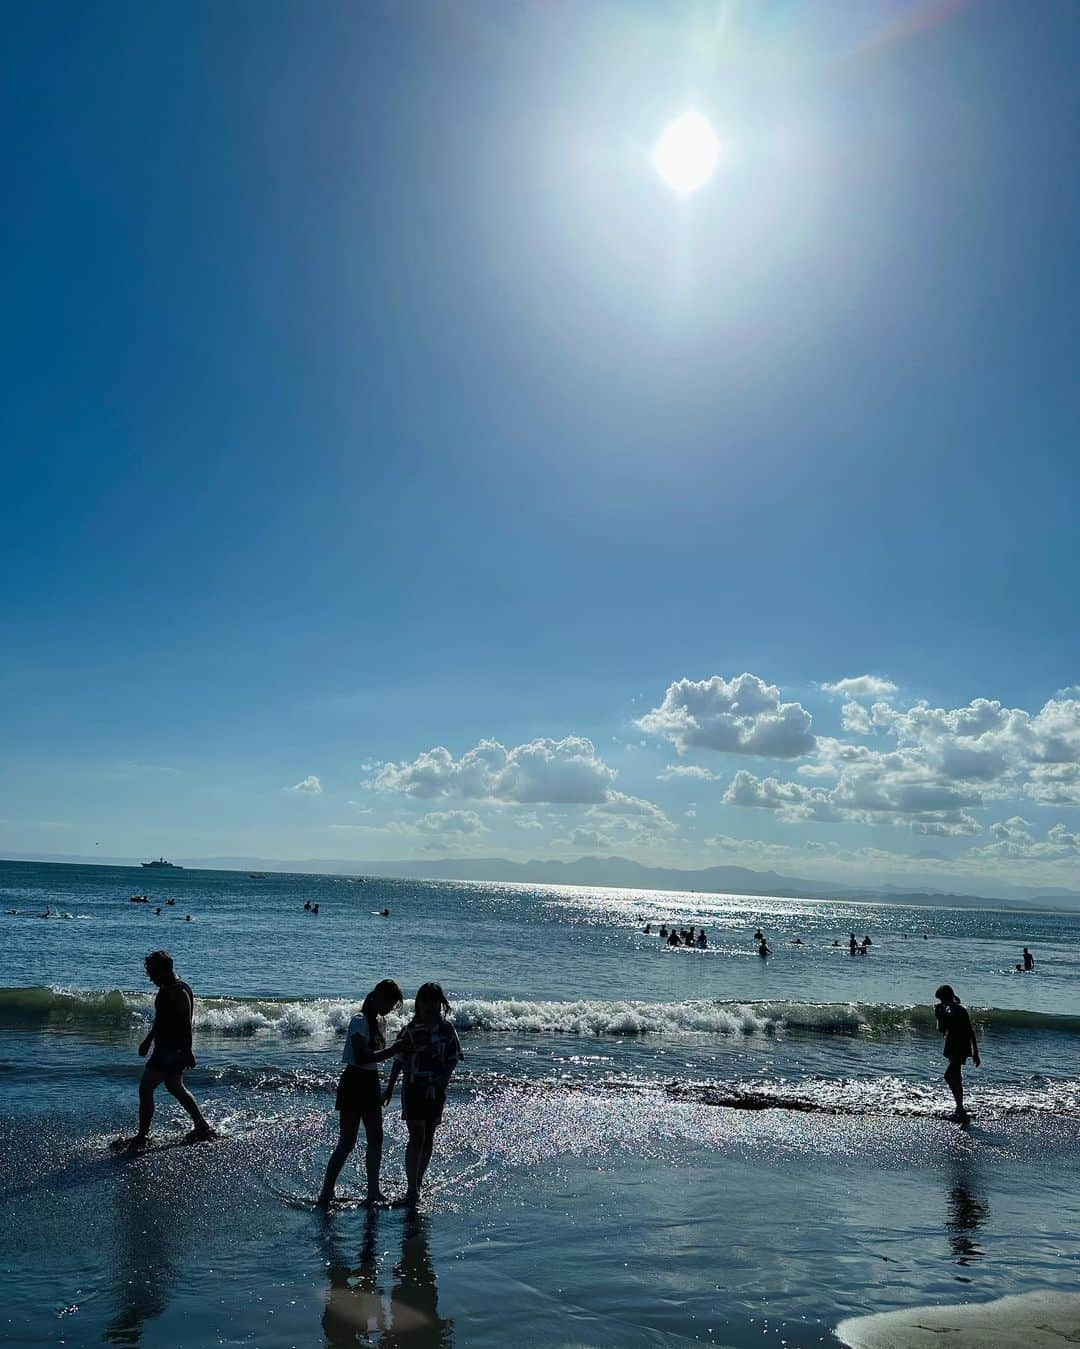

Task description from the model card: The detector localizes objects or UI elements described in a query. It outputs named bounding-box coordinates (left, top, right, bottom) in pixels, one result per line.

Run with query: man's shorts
left=335, top=1065, right=383, bottom=1115
left=147, top=1046, right=187, bottom=1074
left=401, top=1082, right=446, bottom=1125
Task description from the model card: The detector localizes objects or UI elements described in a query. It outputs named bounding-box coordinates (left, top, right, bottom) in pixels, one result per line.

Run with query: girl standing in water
left=384, top=983, right=463, bottom=1207
left=317, top=978, right=404, bottom=1209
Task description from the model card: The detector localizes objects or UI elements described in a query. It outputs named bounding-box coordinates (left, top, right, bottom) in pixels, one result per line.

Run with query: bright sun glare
left=651, top=111, right=720, bottom=195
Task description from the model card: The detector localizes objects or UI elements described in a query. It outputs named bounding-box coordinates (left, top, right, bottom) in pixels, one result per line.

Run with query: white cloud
left=593, top=791, right=672, bottom=827
left=375, top=736, right=617, bottom=805
left=821, top=675, right=899, bottom=699
left=657, top=764, right=719, bottom=782
left=416, top=809, right=487, bottom=836
left=287, top=776, right=323, bottom=795
left=637, top=674, right=816, bottom=759
left=969, top=820, right=1080, bottom=862
left=840, top=700, right=873, bottom=734
left=570, top=828, right=609, bottom=849
left=1026, top=764, right=1080, bottom=806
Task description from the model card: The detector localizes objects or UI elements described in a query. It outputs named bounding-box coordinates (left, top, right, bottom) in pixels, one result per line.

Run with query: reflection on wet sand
left=103, top=1166, right=186, bottom=1344
left=323, top=1210, right=453, bottom=1347
left=945, top=1154, right=989, bottom=1274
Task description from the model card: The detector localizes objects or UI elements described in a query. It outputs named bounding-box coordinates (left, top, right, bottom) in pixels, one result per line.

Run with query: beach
left=2, top=859, right=1079, bottom=1346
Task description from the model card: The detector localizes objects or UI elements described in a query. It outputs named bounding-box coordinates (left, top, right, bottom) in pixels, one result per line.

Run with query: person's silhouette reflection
left=322, top=1210, right=453, bottom=1347
left=103, top=1170, right=185, bottom=1344
left=323, top=1210, right=387, bottom=1344
left=945, top=1155, right=989, bottom=1275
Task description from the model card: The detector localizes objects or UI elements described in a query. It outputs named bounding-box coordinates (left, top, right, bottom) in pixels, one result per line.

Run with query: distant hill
left=6, top=850, right=1077, bottom=911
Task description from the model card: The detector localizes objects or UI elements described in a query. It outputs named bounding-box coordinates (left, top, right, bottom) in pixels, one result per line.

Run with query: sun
left=651, top=112, right=721, bottom=195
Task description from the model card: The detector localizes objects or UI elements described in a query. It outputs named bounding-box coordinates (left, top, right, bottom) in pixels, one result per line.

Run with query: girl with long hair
left=317, top=978, right=404, bottom=1209
left=383, top=982, right=463, bottom=1207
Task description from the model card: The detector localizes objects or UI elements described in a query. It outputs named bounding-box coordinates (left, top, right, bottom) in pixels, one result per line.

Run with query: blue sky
left=3, top=1, right=1079, bottom=894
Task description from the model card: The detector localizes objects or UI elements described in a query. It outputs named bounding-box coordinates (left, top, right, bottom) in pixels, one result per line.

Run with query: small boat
left=142, top=858, right=182, bottom=869
left=248, top=872, right=267, bottom=880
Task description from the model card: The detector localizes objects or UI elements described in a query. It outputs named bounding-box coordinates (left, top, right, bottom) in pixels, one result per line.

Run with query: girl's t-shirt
left=396, top=1018, right=463, bottom=1090
left=342, top=1013, right=379, bottom=1071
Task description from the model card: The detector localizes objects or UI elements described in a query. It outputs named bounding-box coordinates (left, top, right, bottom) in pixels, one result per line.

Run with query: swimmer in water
left=667, top=931, right=680, bottom=946
left=1022, top=947, right=1035, bottom=971
left=304, top=900, right=311, bottom=911
left=757, top=939, right=771, bottom=957
left=934, top=984, right=980, bottom=1122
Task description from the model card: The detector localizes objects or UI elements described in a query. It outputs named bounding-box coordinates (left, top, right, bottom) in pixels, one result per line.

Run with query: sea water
left=1, top=859, right=1078, bottom=1347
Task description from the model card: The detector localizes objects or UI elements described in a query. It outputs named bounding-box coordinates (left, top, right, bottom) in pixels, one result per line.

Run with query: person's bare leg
left=403, top=1121, right=427, bottom=1202
left=129, top=1071, right=162, bottom=1147
left=165, top=1074, right=212, bottom=1137
left=318, top=1113, right=361, bottom=1209
left=416, top=1123, right=437, bottom=1192
left=944, top=1062, right=966, bottom=1118
left=361, top=1110, right=386, bottom=1206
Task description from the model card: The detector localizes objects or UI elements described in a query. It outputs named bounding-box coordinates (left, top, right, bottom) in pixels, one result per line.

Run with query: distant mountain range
left=5, top=850, right=1080, bottom=912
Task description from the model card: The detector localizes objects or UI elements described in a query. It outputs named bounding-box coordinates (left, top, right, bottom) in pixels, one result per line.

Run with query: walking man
left=124, top=949, right=213, bottom=1149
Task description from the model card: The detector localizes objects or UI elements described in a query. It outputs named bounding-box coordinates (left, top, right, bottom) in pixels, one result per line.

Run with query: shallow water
left=2, top=860, right=1078, bottom=1346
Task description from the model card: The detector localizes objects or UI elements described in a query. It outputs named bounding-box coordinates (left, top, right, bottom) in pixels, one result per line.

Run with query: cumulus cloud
left=821, top=675, right=899, bottom=699
left=970, top=820, right=1080, bottom=862
left=724, top=770, right=841, bottom=823
left=721, top=684, right=1080, bottom=841
left=657, top=764, right=719, bottom=782
left=416, top=809, right=486, bottom=836
left=570, top=828, right=609, bottom=849
left=1026, top=764, right=1080, bottom=806
left=592, top=791, right=672, bottom=827
left=840, top=700, right=873, bottom=734
left=375, top=736, right=617, bottom=805
left=287, top=776, right=323, bottom=795
left=637, top=674, right=816, bottom=759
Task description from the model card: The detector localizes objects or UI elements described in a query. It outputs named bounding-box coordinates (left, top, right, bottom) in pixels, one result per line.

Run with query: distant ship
left=142, top=857, right=183, bottom=869
left=249, top=872, right=267, bottom=880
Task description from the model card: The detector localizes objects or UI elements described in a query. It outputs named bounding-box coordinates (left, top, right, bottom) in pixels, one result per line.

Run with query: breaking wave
left=3, top=985, right=1080, bottom=1041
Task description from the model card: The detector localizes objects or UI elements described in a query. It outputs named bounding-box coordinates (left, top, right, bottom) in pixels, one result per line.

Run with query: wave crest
left=2, top=986, right=1078, bottom=1040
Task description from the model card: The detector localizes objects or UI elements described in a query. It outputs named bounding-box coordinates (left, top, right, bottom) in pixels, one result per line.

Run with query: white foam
left=186, top=995, right=777, bottom=1039
left=836, top=1289, right=1080, bottom=1348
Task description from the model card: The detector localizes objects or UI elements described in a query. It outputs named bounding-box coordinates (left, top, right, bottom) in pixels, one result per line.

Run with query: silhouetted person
left=318, top=979, right=404, bottom=1210
left=304, top=900, right=312, bottom=911
left=384, top=983, right=463, bottom=1208
left=659, top=925, right=668, bottom=938
left=849, top=933, right=858, bottom=955
left=667, top=931, right=680, bottom=946
left=1022, top=947, right=1035, bottom=971
left=697, top=930, right=707, bottom=948
left=643, top=923, right=651, bottom=934
left=934, top=984, right=980, bottom=1122
left=757, top=939, right=770, bottom=958
left=123, top=949, right=212, bottom=1149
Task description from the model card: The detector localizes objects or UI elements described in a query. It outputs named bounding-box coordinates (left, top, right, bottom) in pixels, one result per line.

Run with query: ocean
left=2, top=858, right=1079, bottom=1347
